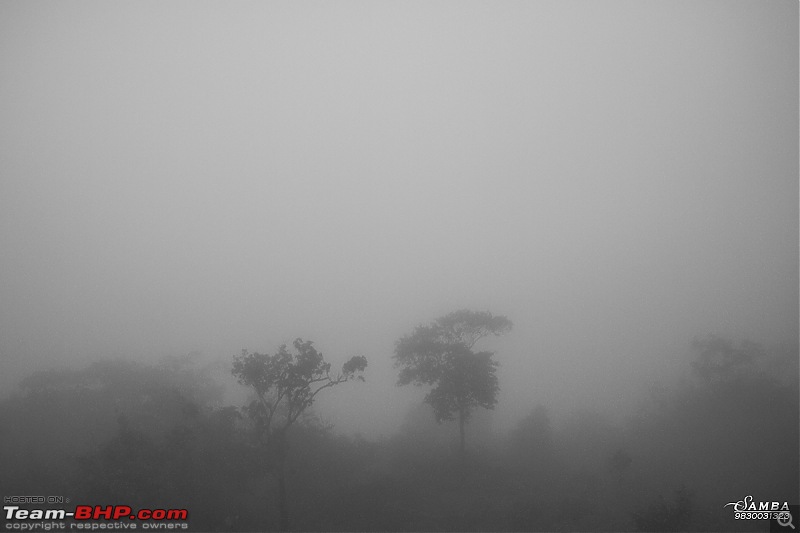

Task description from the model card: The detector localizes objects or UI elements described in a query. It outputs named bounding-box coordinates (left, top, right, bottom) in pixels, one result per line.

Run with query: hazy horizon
left=1, top=1, right=797, bottom=438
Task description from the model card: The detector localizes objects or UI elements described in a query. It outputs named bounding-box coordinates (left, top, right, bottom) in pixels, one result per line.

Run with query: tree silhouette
left=394, top=309, right=512, bottom=454
left=232, top=338, right=366, bottom=531
left=510, top=405, right=554, bottom=468
left=690, top=335, right=763, bottom=386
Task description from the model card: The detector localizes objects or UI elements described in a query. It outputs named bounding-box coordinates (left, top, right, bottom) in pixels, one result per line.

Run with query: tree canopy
left=233, top=338, right=366, bottom=439
left=394, top=309, right=512, bottom=452
left=232, top=338, right=366, bottom=530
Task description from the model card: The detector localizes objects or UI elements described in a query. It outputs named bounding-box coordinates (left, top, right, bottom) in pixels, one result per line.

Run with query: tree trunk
left=458, top=407, right=466, bottom=455
left=276, top=434, right=289, bottom=531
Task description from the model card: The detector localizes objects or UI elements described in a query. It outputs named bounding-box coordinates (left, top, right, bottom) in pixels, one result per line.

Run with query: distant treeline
left=0, top=333, right=796, bottom=531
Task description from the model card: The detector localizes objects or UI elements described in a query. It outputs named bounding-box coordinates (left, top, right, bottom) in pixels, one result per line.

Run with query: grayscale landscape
left=1, top=2, right=797, bottom=531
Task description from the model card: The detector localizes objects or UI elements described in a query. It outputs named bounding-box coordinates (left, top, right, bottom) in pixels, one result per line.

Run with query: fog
left=0, top=2, right=797, bottom=531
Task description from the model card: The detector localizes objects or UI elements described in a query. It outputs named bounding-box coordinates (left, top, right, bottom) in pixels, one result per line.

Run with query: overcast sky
left=1, top=1, right=797, bottom=436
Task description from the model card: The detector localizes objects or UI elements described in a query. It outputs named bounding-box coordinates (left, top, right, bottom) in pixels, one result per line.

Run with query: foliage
left=422, top=345, right=499, bottom=424
left=632, top=487, right=694, bottom=532
left=231, top=338, right=367, bottom=530
left=1, top=333, right=796, bottom=532
left=0, top=356, right=222, bottom=496
left=232, top=338, right=366, bottom=443
left=690, top=335, right=764, bottom=386
left=628, top=337, right=798, bottom=530
left=393, top=309, right=511, bottom=452
left=395, top=310, right=512, bottom=387
left=608, top=448, right=632, bottom=474
left=80, top=405, right=265, bottom=530
left=509, top=405, right=554, bottom=468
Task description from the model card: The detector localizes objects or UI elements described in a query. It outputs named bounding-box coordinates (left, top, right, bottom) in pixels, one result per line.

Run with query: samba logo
left=724, top=495, right=790, bottom=512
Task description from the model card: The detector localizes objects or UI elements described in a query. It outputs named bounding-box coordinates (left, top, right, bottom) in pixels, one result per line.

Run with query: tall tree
left=394, top=309, right=512, bottom=454
left=232, top=338, right=366, bottom=531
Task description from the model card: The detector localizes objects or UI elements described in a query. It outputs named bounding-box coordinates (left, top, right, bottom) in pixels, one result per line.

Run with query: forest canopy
left=0, top=331, right=795, bottom=532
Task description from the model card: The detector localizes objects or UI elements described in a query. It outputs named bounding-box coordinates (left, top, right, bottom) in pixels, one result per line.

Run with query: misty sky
left=1, top=1, right=797, bottom=436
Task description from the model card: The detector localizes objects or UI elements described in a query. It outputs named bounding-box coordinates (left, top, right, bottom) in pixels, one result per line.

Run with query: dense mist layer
left=0, top=2, right=797, bottom=531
